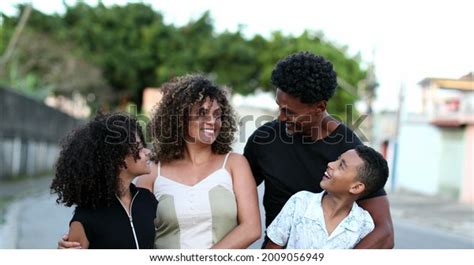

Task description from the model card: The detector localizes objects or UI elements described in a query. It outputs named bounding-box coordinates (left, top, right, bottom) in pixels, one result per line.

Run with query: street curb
left=0, top=199, right=23, bottom=248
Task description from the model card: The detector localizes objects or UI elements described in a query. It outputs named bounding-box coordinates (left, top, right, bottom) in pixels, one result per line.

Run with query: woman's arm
left=68, top=221, right=89, bottom=249
left=211, top=154, right=262, bottom=249
left=355, top=195, right=394, bottom=248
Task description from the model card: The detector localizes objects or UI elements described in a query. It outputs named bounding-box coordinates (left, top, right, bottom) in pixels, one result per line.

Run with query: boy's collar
left=303, top=191, right=363, bottom=232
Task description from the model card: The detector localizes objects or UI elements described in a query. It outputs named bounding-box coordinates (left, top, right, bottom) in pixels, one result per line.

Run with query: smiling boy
left=265, top=145, right=389, bottom=249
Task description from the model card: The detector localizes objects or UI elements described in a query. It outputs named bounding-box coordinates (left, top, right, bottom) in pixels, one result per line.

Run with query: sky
left=1, top=0, right=473, bottom=112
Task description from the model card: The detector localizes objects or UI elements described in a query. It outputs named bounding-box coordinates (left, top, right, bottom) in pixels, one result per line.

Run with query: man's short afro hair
left=271, top=51, right=338, bottom=104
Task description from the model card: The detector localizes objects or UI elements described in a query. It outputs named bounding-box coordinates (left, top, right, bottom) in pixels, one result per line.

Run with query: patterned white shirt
left=267, top=191, right=374, bottom=249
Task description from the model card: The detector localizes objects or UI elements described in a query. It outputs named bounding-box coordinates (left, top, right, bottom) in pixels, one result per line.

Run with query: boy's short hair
left=354, top=145, right=389, bottom=197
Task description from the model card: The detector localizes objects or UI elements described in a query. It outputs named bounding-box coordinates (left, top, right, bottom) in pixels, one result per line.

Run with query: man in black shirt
left=244, top=52, right=394, bottom=248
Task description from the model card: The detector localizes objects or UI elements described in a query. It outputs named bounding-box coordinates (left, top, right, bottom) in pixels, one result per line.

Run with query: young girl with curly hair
left=51, top=112, right=157, bottom=249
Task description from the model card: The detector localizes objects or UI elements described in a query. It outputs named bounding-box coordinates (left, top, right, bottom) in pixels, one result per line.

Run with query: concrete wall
left=0, top=87, right=83, bottom=180
left=397, top=120, right=470, bottom=201
left=438, top=128, right=465, bottom=199
left=397, top=122, right=442, bottom=195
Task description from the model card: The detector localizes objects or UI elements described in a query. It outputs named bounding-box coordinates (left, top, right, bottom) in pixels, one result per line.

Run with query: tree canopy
left=1, top=3, right=366, bottom=117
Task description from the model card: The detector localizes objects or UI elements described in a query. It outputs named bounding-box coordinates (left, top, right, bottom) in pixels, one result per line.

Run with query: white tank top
left=152, top=153, right=237, bottom=249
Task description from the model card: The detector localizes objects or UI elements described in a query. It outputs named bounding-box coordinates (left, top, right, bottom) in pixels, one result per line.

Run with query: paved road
left=15, top=193, right=73, bottom=248
left=394, top=219, right=474, bottom=249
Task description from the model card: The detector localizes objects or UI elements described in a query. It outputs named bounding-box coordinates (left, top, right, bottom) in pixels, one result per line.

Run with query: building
left=396, top=73, right=473, bottom=203
left=44, top=92, right=91, bottom=119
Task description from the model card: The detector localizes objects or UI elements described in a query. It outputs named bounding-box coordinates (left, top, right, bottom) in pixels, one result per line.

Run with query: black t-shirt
left=244, top=120, right=386, bottom=227
left=70, top=184, right=158, bottom=249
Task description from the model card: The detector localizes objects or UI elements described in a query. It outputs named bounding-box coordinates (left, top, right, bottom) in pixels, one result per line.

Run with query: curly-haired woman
left=51, top=112, right=157, bottom=249
left=136, top=74, right=261, bottom=249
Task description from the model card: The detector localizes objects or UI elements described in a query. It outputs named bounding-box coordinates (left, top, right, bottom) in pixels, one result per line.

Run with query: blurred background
left=0, top=0, right=473, bottom=249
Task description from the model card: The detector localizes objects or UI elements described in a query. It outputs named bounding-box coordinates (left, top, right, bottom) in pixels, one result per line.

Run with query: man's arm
left=355, top=195, right=394, bottom=248
left=265, top=240, right=284, bottom=249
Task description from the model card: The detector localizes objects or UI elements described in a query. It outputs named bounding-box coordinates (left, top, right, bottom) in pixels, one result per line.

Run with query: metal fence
left=0, top=87, right=83, bottom=180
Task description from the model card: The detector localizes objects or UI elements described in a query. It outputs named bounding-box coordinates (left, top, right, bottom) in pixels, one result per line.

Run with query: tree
left=60, top=2, right=166, bottom=108
left=3, top=30, right=109, bottom=102
left=2, top=3, right=367, bottom=119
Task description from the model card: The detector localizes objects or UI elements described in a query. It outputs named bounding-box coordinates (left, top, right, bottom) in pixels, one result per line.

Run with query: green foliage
left=1, top=3, right=368, bottom=118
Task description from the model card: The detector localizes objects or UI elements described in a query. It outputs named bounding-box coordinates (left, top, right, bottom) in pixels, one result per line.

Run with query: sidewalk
left=0, top=175, right=54, bottom=248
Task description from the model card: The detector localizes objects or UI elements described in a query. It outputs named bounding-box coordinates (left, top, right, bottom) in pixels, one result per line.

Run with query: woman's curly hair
left=50, top=112, right=145, bottom=209
left=150, top=74, right=237, bottom=163
left=271, top=51, right=338, bottom=104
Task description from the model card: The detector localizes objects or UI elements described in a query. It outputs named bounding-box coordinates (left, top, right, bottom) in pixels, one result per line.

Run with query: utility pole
left=358, top=51, right=378, bottom=144
left=391, top=82, right=405, bottom=192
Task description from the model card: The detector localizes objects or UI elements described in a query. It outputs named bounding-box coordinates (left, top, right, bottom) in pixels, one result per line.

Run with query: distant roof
left=430, top=115, right=474, bottom=127
left=419, top=72, right=473, bottom=91
left=460, top=72, right=473, bottom=80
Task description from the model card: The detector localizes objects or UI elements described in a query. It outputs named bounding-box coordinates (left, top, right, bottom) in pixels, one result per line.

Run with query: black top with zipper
left=70, top=183, right=158, bottom=249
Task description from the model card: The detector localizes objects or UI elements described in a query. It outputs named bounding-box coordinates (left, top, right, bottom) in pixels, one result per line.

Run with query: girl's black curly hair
left=271, top=51, right=338, bottom=104
left=50, top=112, right=145, bottom=209
left=150, top=74, right=237, bottom=163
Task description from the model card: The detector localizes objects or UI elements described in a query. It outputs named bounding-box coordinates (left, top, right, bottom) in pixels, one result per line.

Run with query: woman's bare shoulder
left=225, top=152, right=251, bottom=174
left=227, top=152, right=248, bottom=164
